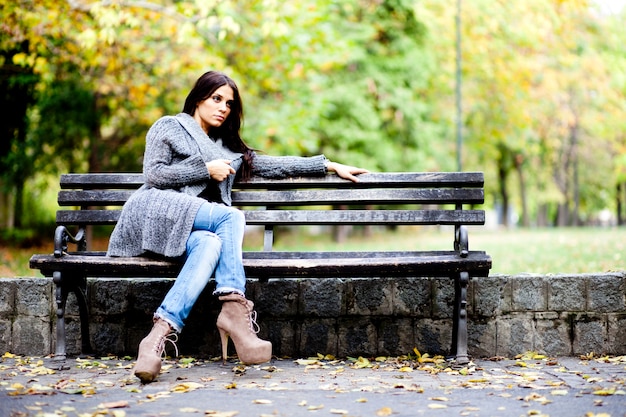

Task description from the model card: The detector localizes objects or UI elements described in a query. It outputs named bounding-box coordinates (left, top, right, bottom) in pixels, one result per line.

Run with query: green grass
left=246, top=226, right=625, bottom=275
left=2, top=227, right=624, bottom=277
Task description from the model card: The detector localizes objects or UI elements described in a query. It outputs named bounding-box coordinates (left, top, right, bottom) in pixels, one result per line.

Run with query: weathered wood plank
left=232, top=188, right=484, bottom=205
left=60, top=172, right=485, bottom=190
left=29, top=250, right=492, bottom=279
left=56, top=209, right=486, bottom=226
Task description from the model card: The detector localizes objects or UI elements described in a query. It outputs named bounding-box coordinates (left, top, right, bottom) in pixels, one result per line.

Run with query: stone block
left=376, top=317, right=415, bottom=357
left=547, top=275, right=586, bottom=312
left=337, top=317, right=377, bottom=357
left=606, top=313, right=626, bottom=355
left=473, top=274, right=511, bottom=317
left=392, top=277, right=432, bottom=317
left=299, top=319, right=337, bottom=357
left=90, top=321, right=126, bottom=355
left=0, top=279, right=15, bottom=316
left=90, top=279, right=131, bottom=316
left=495, top=313, right=535, bottom=357
left=62, top=316, right=85, bottom=357
left=130, top=279, right=174, bottom=315
left=468, top=319, right=496, bottom=358
left=511, top=275, right=547, bottom=311
left=433, top=277, right=455, bottom=319
left=252, top=278, right=299, bottom=317
left=0, top=319, right=11, bottom=353
left=16, top=279, right=52, bottom=316
left=414, top=318, right=452, bottom=356
left=346, top=278, right=393, bottom=316
left=572, top=313, right=607, bottom=356
left=587, top=273, right=625, bottom=313
left=299, top=279, right=344, bottom=317
left=266, top=319, right=297, bottom=358
left=12, top=316, right=50, bottom=356
left=534, top=312, right=571, bottom=356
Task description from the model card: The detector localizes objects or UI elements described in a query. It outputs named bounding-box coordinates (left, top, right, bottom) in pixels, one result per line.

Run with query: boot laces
left=153, top=332, right=179, bottom=358
left=248, top=309, right=260, bottom=334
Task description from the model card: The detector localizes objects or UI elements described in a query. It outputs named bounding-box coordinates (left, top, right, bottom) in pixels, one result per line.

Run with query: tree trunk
left=618, top=183, right=624, bottom=226
left=497, top=158, right=509, bottom=227
left=514, top=153, right=529, bottom=227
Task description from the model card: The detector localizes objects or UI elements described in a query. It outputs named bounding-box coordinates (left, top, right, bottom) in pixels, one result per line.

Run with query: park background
left=1, top=0, right=625, bottom=276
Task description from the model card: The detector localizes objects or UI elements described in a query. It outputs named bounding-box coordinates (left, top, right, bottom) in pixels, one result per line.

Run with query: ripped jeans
left=155, top=202, right=247, bottom=332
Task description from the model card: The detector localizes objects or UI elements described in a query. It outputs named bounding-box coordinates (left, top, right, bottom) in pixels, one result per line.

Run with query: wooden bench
left=29, top=172, right=492, bottom=364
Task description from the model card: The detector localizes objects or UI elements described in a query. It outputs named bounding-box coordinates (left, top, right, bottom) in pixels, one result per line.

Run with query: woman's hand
left=206, top=159, right=236, bottom=182
left=326, top=161, right=370, bottom=182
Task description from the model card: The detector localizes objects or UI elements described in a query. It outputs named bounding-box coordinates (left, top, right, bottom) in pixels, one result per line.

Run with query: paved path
left=1, top=353, right=624, bottom=416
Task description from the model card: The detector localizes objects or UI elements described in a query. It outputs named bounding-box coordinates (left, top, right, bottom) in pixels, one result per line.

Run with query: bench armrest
left=455, top=225, right=469, bottom=258
left=54, top=225, right=86, bottom=258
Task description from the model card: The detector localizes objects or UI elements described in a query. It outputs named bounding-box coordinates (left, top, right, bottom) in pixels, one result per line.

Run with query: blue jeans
left=155, top=202, right=247, bottom=332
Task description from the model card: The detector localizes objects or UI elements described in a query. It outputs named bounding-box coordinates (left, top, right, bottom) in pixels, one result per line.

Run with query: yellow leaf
left=398, top=366, right=413, bottom=372
left=307, top=404, right=324, bottom=410
left=224, top=382, right=237, bottom=389
left=430, top=396, right=449, bottom=402
left=428, top=403, right=447, bottom=409
left=330, top=409, right=348, bottom=414
left=295, top=359, right=319, bottom=366
left=592, top=388, right=616, bottom=396
left=356, top=398, right=367, bottom=403
left=376, top=407, right=393, bottom=416
left=2, top=352, right=17, bottom=359
left=353, top=357, right=371, bottom=369
left=551, top=390, right=568, bottom=396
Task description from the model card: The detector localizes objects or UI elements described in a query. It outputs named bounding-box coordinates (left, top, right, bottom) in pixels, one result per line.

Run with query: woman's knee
left=187, top=230, right=222, bottom=253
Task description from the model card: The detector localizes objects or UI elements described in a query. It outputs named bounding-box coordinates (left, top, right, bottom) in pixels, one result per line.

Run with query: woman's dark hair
left=182, top=71, right=254, bottom=178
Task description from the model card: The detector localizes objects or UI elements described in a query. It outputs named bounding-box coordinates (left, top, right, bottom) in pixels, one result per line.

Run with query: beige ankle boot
left=217, top=293, right=272, bottom=364
left=134, top=318, right=178, bottom=383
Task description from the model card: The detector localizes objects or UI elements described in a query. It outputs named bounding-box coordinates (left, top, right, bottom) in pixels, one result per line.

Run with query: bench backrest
left=56, top=172, right=485, bottom=251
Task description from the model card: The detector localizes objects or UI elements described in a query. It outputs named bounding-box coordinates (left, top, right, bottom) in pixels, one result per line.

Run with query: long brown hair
left=182, top=71, right=254, bottom=179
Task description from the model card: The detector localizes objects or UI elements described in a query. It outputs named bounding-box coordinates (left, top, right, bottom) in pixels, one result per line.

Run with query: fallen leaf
left=428, top=403, right=447, bottom=409
left=330, top=409, right=348, bottom=415
left=98, top=400, right=129, bottom=409
left=252, top=399, right=272, bottom=404
left=376, top=407, right=393, bottom=416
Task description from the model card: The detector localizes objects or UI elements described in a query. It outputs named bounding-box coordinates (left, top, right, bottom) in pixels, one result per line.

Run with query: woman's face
left=193, top=84, right=234, bottom=134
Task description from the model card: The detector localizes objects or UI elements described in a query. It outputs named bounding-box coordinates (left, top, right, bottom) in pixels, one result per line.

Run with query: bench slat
left=30, top=251, right=492, bottom=279
left=57, top=187, right=483, bottom=207
left=56, top=209, right=486, bottom=226
left=233, top=188, right=484, bottom=205
left=244, top=209, right=486, bottom=225
left=60, top=172, right=485, bottom=190
left=58, top=190, right=135, bottom=206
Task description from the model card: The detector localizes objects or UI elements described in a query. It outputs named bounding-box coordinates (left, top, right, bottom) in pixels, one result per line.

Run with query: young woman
left=107, top=71, right=368, bottom=383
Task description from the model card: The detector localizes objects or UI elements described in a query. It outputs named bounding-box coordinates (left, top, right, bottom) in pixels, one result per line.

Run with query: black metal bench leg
left=451, top=271, right=470, bottom=364
left=52, top=271, right=68, bottom=361
left=72, top=276, right=93, bottom=355
left=52, top=272, right=93, bottom=360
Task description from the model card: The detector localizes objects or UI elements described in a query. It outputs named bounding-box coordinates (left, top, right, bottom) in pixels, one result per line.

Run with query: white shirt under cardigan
left=107, top=113, right=328, bottom=259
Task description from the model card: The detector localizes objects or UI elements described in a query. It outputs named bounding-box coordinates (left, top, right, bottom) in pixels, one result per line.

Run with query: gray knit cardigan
left=107, top=113, right=328, bottom=258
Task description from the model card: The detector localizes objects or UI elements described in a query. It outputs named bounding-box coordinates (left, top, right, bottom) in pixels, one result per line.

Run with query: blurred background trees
left=1, top=0, right=625, bottom=241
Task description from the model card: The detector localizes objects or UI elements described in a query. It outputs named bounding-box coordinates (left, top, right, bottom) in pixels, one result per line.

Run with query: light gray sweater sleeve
left=251, top=154, right=328, bottom=178
left=143, top=117, right=210, bottom=189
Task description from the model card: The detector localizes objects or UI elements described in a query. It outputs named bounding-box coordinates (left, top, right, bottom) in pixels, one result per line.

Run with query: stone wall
left=0, top=273, right=624, bottom=359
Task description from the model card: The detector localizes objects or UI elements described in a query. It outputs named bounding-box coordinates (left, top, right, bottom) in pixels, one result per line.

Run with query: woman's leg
left=191, top=202, right=247, bottom=295
left=155, top=229, right=222, bottom=332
